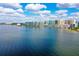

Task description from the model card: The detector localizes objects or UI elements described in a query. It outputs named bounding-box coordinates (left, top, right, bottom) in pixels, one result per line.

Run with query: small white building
left=17, top=23, right=21, bottom=26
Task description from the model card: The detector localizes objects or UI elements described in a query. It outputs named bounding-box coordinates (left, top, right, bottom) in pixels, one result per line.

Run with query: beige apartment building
left=55, top=20, right=65, bottom=28
left=55, top=19, right=78, bottom=29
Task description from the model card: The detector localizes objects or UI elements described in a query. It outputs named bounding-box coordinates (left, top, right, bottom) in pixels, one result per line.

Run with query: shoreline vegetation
left=60, top=27, right=79, bottom=33
left=0, top=23, right=79, bottom=32
left=68, top=27, right=79, bottom=32
left=64, top=29, right=78, bottom=33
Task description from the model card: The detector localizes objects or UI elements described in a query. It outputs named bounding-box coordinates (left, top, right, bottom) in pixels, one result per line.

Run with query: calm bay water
left=0, top=25, right=79, bottom=56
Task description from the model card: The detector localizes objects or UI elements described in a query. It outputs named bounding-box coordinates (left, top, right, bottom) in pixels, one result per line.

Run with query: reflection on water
left=0, top=25, right=79, bottom=56
left=56, top=29, right=79, bottom=56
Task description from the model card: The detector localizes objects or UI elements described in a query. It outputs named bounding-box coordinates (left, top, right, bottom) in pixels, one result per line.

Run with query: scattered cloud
left=25, top=3, right=51, bottom=17
left=0, top=3, right=27, bottom=23
left=0, top=3, right=22, bottom=10
left=55, top=10, right=68, bottom=17
left=55, top=10, right=68, bottom=14
left=70, top=12, right=79, bottom=20
left=4, top=8, right=16, bottom=14
left=0, top=3, right=24, bottom=14
left=13, top=13, right=26, bottom=17
left=38, top=10, right=51, bottom=15
left=33, top=10, right=51, bottom=15
left=0, top=3, right=79, bottom=22
left=57, top=3, right=79, bottom=8
left=16, top=8, right=24, bottom=13
left=25, top=3, right=47, bottom=11
left=71, top=12, right=79, bottom=16
left=0, top=6, right=25, bottom=17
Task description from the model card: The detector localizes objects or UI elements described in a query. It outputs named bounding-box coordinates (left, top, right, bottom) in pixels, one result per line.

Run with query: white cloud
left=13, top=13, right=26, bottom=17
left=71, top=12, right=79, bottom=16
left=0, top=3, right=27, bottom=23
left=0, top=7, right=25, bottom=16
left=60, top=13, right=68, bottom=17
left=39, top=10, right=51, bottom=15
left=55, top=10, right=68, bottom=15
left=0, top=3, right=22, bottom=9
left=70, top=12, right=79, bottom=20
left=0, top=7, right=16, bottom=14
left=16, top=8, right=24, bottom=13
left=0, top=7, right=4, bottom=13
left=25, top=3, right=47, bottom=11
left=67, top=16, right=74, bottom=20
left=25, top=3, right=52, bottom=17
left=0, top=3, right=24, bottom=14
left=25, top=4, right=53, bottom=21
left=47, top=15, right=58, bottom=20
left=4, top=8, right=16, bottom=14
left=57, top=3, right=79, bottom=8
left=33, top=10, right=51, bottom=15
left=57, top=3, right=69, bottom=8
left=55, top=10, right=68, bottom=17
left=0, top=12, right=27, bottom=23
left=0, top=3, right=26, bottom=17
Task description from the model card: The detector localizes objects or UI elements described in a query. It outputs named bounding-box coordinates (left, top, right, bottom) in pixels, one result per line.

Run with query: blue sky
left=20, top=3, right=61, bottom=15
left=20, top=3, right=79, bottom=16
left=0, top=3, right=79, bottom=22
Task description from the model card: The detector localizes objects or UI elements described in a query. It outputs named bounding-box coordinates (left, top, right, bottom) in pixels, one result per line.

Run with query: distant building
left=54, top=19, right=78, bottom=29
left=54, top=20, right=65, bottom=28
left=65, top=19, right=78, bottom=29
left=24, top=19, right=78, bottom=29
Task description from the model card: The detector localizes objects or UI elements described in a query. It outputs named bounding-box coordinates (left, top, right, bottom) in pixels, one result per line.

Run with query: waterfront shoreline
left=0, top=24, right=79, bottom=33
left=63, top=29, right=79, bottom=33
